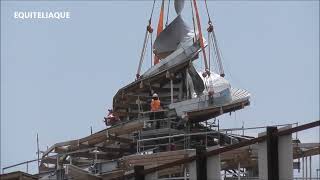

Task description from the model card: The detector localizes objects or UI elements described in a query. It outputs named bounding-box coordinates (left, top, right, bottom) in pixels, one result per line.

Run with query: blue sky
left=1, top=0, right=319, bottom=176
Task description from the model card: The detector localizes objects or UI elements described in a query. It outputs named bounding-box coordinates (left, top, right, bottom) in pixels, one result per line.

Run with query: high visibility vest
left=151, top=99, right=161, bottom=111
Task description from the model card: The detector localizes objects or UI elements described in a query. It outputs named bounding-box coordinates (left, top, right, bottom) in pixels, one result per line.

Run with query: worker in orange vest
left=151, top=93, right=161, bottom=111
left=150, top=93, right=162, bottom=129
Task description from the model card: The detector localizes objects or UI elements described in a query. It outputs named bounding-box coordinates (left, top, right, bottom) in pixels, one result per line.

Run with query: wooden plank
left=293, top=143, right=320, bottom=149
left=71, top=152, right=120, bottom=160
left=121, top=150, right=192, bottom=170
left=99, top=146, right=132, bottom=153
left=221, top=159, right=258, bottom=170
left=41, top=120, right=143, bottom=168
left=108, top=135, right=134, bottom=144
left=293, top=147, right=320, bottom=159
left=0, top=171, right=38, bottom=180
left=188, top=100, right=250, bottom=122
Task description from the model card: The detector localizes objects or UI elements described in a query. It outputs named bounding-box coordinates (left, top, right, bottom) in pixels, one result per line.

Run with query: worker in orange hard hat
left=151, top=93, right=161, bottom=111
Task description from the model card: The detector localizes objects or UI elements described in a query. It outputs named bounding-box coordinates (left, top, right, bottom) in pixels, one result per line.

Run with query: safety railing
left=114, top=120, right=319, bottom=180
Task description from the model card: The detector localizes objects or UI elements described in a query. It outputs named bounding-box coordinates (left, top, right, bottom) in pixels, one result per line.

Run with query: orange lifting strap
left=154, top=0, right=165, bottom=65
left=192, top=0, right=209, bottom=75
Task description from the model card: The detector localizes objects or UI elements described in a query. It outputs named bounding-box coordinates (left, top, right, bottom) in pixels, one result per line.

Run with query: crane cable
left=149, top=0, right=156, bottom=22
left=211, top=30, right=225, bottom=77
left=204, top=0, right=211, bottom=71
left=204, top=0, right=211, bottom=23
left=150, top=29, right=153, bottom=68
left=192, top=0, right=210, bottom=77
left=204, top=0, right=225, bottom=77
left=208, top=27, right=211, bottom=71
left=136, top=0, right=156, bottom=79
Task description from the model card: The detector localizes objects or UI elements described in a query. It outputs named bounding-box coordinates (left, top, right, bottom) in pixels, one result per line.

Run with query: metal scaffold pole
left=37, top=133, right=40, bottom=174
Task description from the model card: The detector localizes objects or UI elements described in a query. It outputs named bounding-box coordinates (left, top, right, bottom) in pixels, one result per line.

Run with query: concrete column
left=184, top=168, right=187, bottom=180
left=277, top=125, right=293, bottom=180
left=188, top=160, right=197, bottom=180
left=188, top=151, right=197, bottom=180
left=259, top=126, right=293, bottom=180
left=145, top=172, right=157, bottom=180
left=258, top=127, right=279, bottom=180
left=258, top=134, right=268, bottom=180
left=207, top=145, right=221, bottom=180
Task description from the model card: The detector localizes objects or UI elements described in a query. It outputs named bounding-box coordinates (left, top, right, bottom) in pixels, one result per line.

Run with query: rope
left=203, top=0, right=225, bottom=77
left=211, top=31, right=225, bottom=77
left=150, top=30, right=153, bottom=68
left=143, top=34, right=150, bottom=65
left=204, top=0, right=211, bottom=23
left=136, top=0, right=155, bottom=79
left=208, top=29, right=211, bottom=71
left=165, top=0, right=171, bottom=27
left=136, top=30, right=150, bottom=79
left=192, top=0, right=209, bottom=74
left=149, top=0, right=156, bottom=22
left=209, top=33, right=217, bottom=72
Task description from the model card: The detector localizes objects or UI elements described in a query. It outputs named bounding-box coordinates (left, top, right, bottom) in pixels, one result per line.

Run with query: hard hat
left=152, top=93, right=158, bottom=98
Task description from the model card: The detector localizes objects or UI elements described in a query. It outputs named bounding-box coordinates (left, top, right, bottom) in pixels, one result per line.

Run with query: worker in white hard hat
left=150, top=92, right=162, bottom=129
left=151, top=93, right=161, bottom=111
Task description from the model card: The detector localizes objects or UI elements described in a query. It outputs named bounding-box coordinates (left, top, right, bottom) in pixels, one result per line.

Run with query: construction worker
left=151, top=93, right=161, bottom=111
left=104, top=109, right=120, bottom=126
left=167, top=143, right=176, bottom=151
left=150, top=93, right=162, bottom=129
